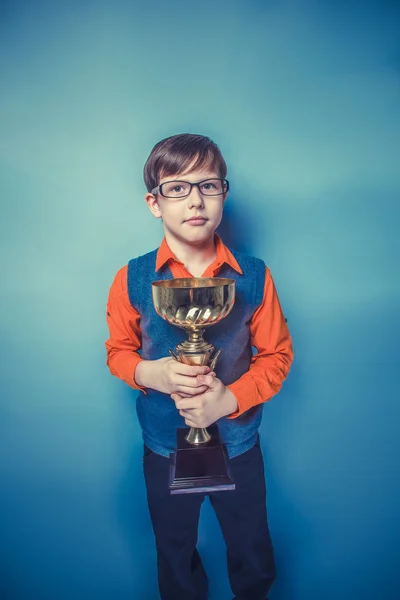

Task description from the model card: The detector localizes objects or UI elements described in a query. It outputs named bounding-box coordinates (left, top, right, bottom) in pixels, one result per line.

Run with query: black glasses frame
left=151, top=178, right=229, bottom=198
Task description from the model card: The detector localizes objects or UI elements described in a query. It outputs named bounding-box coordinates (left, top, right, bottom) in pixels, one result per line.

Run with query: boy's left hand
left=171, top=373, right=238, bottom=428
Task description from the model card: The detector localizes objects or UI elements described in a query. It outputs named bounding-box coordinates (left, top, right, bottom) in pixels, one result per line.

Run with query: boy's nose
left=187, top=187, right=204, bottom=208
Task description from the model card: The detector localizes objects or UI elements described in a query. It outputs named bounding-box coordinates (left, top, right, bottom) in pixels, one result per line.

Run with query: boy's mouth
left=185, top=216, right=208, bottom=223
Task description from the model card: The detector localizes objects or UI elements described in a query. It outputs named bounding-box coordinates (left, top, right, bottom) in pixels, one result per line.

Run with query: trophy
left=152, top=277, right=236, bottom=495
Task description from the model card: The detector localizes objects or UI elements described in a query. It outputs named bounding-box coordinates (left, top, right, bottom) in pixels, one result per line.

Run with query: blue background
left=1, top=1, right=399, bottom=599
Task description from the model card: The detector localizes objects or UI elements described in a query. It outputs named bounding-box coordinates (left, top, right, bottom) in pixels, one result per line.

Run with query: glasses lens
left=161, top=181, right=191, bottom=198
left=199, top=179, right=228, bottom=195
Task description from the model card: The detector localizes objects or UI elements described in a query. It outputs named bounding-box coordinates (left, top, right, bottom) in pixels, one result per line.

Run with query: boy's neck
left=164, top=233, right=216, bottom=277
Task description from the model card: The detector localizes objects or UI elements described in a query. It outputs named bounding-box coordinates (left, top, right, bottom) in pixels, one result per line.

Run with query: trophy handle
left=209, top=348, right=222, bottom=372
left=169, top=349, right=179, bottom=361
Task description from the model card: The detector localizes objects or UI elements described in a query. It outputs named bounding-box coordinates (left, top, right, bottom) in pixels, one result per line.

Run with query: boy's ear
left=145, top=193, right=162, bottom=218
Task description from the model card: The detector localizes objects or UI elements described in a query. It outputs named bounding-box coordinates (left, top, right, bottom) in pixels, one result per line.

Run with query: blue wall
left=1, top=1, right=399, bottom=599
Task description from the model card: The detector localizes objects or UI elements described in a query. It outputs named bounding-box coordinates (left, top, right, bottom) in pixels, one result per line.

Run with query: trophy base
left=169, top=425, right=235, bottom=495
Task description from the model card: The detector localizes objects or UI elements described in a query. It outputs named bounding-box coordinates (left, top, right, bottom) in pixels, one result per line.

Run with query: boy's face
left=145, top=166, right=227, bottom=248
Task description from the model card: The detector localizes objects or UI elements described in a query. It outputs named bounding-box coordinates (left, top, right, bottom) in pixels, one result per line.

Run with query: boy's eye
left=200, top=180, right=220, bottom=192
left=163, top=182, right=190, bottom=196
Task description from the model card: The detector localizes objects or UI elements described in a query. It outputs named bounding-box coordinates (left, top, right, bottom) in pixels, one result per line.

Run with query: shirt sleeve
left=227, top=266, right=294, bottom=418
left=105, top=265, right=145, bottom=390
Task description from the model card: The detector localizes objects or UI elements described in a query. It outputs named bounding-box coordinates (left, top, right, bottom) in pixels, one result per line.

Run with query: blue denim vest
left=127, top=248, right=265, bottom=458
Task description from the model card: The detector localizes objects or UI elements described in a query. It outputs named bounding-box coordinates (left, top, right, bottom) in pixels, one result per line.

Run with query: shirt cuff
left=123, top=354, right=146, bottom=393
left=226, top=377, right=259, bottom=419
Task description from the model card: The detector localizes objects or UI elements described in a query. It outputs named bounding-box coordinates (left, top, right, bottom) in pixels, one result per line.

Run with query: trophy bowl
left=152, top=277, right=235, bottom=330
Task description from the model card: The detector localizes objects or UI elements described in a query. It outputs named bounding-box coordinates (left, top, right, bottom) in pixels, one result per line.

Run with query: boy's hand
left=135, top=357, right=213, bottom=397
left=171, top=374, right=239, bottom=428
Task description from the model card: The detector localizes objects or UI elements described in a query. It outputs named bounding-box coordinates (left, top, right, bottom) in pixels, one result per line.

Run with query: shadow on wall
left=110, top=180, right=400, bottom=599
left=216, top=193, right=267, bottom=255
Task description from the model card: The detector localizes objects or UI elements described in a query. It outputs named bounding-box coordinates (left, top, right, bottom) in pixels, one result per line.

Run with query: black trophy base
left=169, top=425, right=235, bottom=495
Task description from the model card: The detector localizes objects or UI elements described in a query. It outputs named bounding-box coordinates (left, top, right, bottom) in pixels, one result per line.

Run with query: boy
left=105, top=133, right=294, bottom=600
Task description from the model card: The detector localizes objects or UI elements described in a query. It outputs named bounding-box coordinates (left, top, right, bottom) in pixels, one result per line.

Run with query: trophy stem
left=173, top=332, right=224, bottom=447
left=175, top=331, right=216, bottom=446
left=187, top=328, right=205, bottom=343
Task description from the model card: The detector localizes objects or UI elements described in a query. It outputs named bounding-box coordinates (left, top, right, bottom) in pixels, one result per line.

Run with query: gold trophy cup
left=152, top=277, right=236, bottom=494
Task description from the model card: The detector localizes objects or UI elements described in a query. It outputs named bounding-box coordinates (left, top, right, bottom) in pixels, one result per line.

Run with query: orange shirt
left=105, top=235, right=294, bottom=418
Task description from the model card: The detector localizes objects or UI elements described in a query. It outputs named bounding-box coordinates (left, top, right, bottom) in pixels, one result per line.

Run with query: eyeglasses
left=151, top=178, right=229, bottom=199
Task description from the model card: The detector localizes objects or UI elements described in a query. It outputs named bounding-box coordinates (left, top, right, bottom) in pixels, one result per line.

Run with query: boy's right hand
left=135, top=357, right=213, bottom=397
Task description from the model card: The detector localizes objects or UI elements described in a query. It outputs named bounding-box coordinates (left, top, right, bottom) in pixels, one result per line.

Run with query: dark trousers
left=142, top=438, right=276, bottom=600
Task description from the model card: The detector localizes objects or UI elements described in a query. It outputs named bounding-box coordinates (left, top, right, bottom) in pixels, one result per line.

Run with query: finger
left=180, top=408, right=201, bottom=422
left=175, top=396, right=205, bottom=411
left=196, top=374, right=216, bottom=387
left=171, top=392, right=204, bottom=404
left=179, top=408, right=200, bottom=418
left=173, top=363, right=211, bottom=377
left=174, top=375, right=210, bottom=389
left=181, top=413, right=208, bottom=428
left=177, top=385, right=208, bottom=396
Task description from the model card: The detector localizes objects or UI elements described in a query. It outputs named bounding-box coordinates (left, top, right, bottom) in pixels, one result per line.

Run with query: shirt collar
left=155, top=234, right=243, bottom=275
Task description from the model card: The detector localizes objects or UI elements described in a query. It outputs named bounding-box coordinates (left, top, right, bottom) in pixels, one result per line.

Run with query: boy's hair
left=143, top=133, right=227, bottom=192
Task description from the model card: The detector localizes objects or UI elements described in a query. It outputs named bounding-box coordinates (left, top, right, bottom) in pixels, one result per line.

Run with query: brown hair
left=143, top=133, right=227, bottom=192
